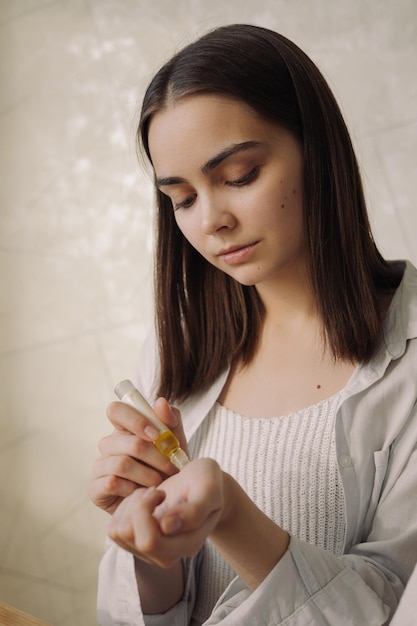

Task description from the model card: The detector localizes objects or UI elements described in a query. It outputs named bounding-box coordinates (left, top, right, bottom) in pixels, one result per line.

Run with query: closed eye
left=173, top=193, right=197, bottom=211
left=169, top=166, right=260, bottom=210
left=226, top=166, right=260, bottom=187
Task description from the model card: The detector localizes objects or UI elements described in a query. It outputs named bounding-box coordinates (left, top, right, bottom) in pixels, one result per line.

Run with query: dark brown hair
left=138, top=24, right=399, bottom=402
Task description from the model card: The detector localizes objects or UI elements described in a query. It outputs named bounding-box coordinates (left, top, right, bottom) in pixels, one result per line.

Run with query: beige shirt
left=97, top=260, right=417, bottom=626
left=391, top=565, right=417, bottom=626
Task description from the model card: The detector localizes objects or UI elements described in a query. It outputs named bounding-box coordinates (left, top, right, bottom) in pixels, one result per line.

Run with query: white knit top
left=188, top=392, right=346, bottom=623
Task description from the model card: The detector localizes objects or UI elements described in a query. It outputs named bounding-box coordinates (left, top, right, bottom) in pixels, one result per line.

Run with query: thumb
left=153, top=397, right=189, bottom=455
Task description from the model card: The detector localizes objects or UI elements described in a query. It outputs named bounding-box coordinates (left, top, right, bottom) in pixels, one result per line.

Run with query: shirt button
left=339, top=454, right=352, bottom=468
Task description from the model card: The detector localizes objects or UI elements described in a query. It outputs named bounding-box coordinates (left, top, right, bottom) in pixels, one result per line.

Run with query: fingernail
left=143, top=486, right=156, bottom=500
left=144, top=424, right=159, bottom=440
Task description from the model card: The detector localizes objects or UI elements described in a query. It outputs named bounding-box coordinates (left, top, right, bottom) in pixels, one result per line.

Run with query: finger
left=106, top=400, right=188, bottom=466
left=159, top=500, right=222, bottom=537
left=98, top=432, right=175, bottom=476
left=106, top=401, right=161, bottom=438
left=108, top=488, right=210, bottom=567
left=93, top=454, right=164, bottom=488
left=153, top=398, right=189, bottom=454
left=108, top=487, right=166, bottom=555
left=88, top=475, right=138, bottom=513
left=156, top=509, right=220, bottom=562
left=154, top=458, right=224, bottom=534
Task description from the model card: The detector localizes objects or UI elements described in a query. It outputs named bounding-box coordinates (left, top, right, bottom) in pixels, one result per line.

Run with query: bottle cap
left=170, top=448, right=190, bottom=470
left=114, top=379, right=135, bottom=400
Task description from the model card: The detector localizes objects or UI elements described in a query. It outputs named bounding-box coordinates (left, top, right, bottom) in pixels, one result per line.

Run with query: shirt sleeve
left=96, top=428, right=417, bottom=626
left=202, top=403, right=417, bottom=625
left=203, top=538, right=390, bottom=626
left=97, top=538, right=144, bottom=626
left=390, top=565, right=417, bottom=626
left=97, top=537, right=202, bottom=626
left=97, top=317, right=417, bottom=625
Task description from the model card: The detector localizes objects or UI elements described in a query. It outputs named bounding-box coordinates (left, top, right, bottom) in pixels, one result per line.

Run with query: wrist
left=218, top=471, right=236, bottom=526
left=135, top=558, right=184, bottom=614
left=212, top=471, right=290, bottom=590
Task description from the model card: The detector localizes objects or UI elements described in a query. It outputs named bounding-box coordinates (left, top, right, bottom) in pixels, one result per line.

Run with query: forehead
left=147, top=94, right=275, bottom=171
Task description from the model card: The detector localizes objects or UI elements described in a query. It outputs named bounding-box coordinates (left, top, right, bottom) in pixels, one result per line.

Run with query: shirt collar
left=383, top=260, right=417, bottom=359
left=181, top=260, right=417, bottom=437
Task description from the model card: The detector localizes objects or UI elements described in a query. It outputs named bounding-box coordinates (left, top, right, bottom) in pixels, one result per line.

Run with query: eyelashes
left=173, top=194, right=197, bottom=211
left=225, top=166, right=260, bottom=187
left=172, top=166, right=260, bottom=211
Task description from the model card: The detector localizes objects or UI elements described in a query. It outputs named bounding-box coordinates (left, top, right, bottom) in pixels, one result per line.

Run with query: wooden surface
left=0, top=602, right=51, bottom=626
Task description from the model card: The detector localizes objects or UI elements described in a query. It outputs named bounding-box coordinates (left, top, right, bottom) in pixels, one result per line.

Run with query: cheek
left=251, top=169, right=301, bottom=211
left=276, top=189, right=303, bottom=227
left=266, top=200, right=305, bottom=254
left=174, top=214, right=204, bottom=251
left=174, top=213, right=189, bottom=237
left=252, top=182, right=303, bottom=228
left=277, top=168, right=303, bottom=212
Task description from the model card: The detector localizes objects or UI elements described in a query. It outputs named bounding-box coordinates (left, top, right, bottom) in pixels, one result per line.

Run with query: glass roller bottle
left=114, top=379, right=190, bottom=470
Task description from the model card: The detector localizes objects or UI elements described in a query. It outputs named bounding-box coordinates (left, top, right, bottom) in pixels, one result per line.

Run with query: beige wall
left=0, top=1, right=416, bottom=624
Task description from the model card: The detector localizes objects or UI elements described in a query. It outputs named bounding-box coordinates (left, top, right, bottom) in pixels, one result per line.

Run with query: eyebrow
left=155, top=140, right=262, bottom=187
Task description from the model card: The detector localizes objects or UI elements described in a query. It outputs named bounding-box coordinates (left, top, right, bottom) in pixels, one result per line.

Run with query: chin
left=226, top=269, right=265, bottom=287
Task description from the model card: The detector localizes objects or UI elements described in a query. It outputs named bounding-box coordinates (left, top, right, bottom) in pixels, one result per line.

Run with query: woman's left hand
left=107, top=458, right=226, bottom=569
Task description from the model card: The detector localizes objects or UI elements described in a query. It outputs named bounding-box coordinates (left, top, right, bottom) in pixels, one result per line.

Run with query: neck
left=255, top=268, right=319, bottom=332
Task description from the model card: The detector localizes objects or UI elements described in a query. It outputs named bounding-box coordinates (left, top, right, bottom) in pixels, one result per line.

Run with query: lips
left=218, top=241, right=258, bottom=265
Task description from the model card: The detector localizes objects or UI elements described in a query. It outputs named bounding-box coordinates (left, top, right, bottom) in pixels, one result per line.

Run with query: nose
left=200, top=194, right=237, bottom=235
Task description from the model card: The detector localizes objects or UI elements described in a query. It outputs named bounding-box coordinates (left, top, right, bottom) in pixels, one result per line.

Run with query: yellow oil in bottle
left=153, top=430, right=190, bottom=470
left=114, top=379, right=190, bottom=470
left=153, top=430, right=181, bottom=457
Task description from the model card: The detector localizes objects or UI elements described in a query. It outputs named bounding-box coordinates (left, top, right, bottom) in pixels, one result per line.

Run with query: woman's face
left=148, top=94, right=306, bottom=289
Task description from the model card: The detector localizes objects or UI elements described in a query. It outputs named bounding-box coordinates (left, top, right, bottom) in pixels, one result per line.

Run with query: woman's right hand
left=88, top=396, right=189, bottom=515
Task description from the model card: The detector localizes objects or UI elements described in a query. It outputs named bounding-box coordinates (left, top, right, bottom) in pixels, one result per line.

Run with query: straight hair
left=138, top=24, right=400, bottom=402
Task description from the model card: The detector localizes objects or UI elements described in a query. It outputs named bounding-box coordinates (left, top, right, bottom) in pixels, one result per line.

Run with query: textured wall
left=0, top=1, right=416, bottom=624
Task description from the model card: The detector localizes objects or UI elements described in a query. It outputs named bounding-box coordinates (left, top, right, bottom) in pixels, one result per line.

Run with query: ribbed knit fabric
left=188, top=392, right=346, bottom=623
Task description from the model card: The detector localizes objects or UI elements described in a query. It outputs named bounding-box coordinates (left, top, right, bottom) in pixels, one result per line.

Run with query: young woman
left=89, top=24, right=417, bottom=625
